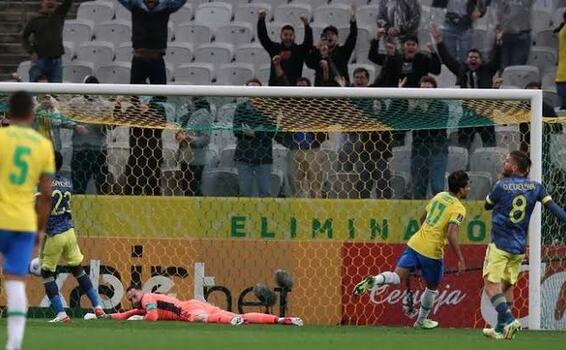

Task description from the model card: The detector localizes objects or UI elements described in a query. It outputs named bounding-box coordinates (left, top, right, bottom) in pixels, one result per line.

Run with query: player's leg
left=413, top=254, right=442, bottom=330
left=353, top=247, right=414, bottom=296
left=62, top=229, right=104, bottom=316
left=1, top=231, right=36, bottom=350
left=242, top=312, right=304, bottom=326
left=40, top=233, right=70, bottom=323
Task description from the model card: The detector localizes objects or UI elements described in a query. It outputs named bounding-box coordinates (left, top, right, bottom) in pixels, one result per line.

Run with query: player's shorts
left=0, top=230, right=36, bottom=276
left=483, top=243, right=524, bottom=285
left=40, top=228, right=84, bottom=272
left=397, top=247, right=444, bottom=286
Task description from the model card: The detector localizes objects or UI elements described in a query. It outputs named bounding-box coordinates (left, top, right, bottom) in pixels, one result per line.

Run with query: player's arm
left=108, top=308, right=146, bottom=320
left=485, top=181, right=502, bottom=210
left=36, top=174, right=53, bottom=243
left=143, top=303, right=159, bottom=321
left=543, top=200, right=566, bottom=224
left=446, top=223, right=466, bottom=274
left=419, top=211, right=427, bottom=225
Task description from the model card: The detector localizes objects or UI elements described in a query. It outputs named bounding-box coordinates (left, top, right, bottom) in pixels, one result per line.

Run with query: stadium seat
left=325, top=172, right=360, bottom=199
left=542, top=69, right=557, bottom=90
left=256, top=64, right=271, bottom=85
left=170, top=4, right=193, bottom=30
left=354, top=25, right=371, bottom=64
left=544, top=90, right=561, bottom=108
left=166, top=42, right=194, bottom=69
left=433, top=66, right=458, bottom=88
left=114, top=1, right=130, bottom=21
left=274, top=3, right=313, bottom=27
left=16, top=61, right=31, bottom=82
left=333, top=0, right=371, bottom=7
left=174, top=63, right=215, bottom=84
left=389, top=146, right=411, bottom=174
left=62, top=41, right=75, bottom=63
left=77, top=41, right=115, bottom=70
left=348, top=64, right=376, bottom=84
left=216, top=63, right=255, bottom=86
left=201, top=167, right=240, bottom=196
left=466, top=171, right=493, bottom=200
left=313, top=4, right=352, bottom=27
left=446, top=146, right=469, bottom=173
left=391, top=171, right=410, bottom=199
left=77, top=1, right=115, bottom=23
left=215, top=22, right=254, bottom=45
left=106, top=141, right=129, bottom=181
left=96, top=62, right=131, bottom=84
left=532, top=9, right=555, bottom=33
left=63, top=61, right=95, bottom=83
left=494, top=125, right=521, bottom=151
left=356, top=5, right=381, bottom=28
left=472, top=25, right=489, bottom=53
left=469, top=147, right=508, bottom=180
left=63, top=19, right=94, bottom=47
left=194, top=2, right=233, bottom=30
left=535, top=29, right=558, bottom=49
left=235, top=3, right=273, bottom=24
left=175, top=23, right=213, bottom=47
left=219, top=144, right=236, bottom=168
left=216, top=102, right=238, bottom=123
left=528, top=47, right=557, bottom=75
left=234, top=43, right=270, bottom=71
left=115, top=42, right=133, bottom=62
left=194, top=43, right=234, bottom=70
left=502, top=65, right=540, bottom=89
left=94, top=20, right=132, bottom=46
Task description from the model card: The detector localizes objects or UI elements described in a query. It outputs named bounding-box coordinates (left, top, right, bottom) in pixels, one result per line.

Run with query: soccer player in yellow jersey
left=353, top=170, right=470, bottom=329
left=0, top=91, right=54, bottom=350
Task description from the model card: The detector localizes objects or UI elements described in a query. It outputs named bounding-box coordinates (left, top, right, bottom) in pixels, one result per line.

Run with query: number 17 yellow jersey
left=407, top=192, right=466, bottom=260
left=0, top=125, right=55, bottom=232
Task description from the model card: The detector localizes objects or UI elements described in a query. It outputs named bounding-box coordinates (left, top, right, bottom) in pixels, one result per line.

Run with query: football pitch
left=2, top=320, right=566, bottom=350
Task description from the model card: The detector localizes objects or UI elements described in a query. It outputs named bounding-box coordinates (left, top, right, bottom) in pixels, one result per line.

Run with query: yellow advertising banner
left=19, top=238, right=343, bottom=325
left=73, top=196, right=491, bottom=243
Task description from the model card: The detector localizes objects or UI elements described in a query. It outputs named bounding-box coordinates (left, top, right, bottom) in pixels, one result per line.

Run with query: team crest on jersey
left=456, top=214, right=464, bottom=223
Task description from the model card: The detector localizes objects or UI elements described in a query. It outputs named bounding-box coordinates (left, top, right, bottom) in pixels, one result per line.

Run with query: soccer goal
left=0, top=82, right=563, bottom=330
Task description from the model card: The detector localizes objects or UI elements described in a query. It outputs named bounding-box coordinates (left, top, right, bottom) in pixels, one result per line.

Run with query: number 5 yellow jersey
left=408, top=192, right=467, bottom=260
left=0, top=125, right=55, bottom=232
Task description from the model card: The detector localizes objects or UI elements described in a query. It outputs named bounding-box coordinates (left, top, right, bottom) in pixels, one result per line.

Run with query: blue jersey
left=46, top=173, right=74, bottom=236
left=486, top=176, right=552, bottom=254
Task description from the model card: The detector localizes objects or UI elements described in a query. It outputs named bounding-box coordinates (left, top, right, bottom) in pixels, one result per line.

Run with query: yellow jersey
left=407, top=192, right=466, bottom=260
left=0, top=125, right=55, bottom=232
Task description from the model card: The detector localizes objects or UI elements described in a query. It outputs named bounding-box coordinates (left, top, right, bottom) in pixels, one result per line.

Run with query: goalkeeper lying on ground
left=87, top=287, right=303, bottom=326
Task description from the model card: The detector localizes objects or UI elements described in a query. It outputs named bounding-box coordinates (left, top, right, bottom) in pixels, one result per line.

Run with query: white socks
left=417, top=288, right=438, bottom=323
left=375, top=271, right=401, bottom=285
left=4, top=280, right=28, bottom=350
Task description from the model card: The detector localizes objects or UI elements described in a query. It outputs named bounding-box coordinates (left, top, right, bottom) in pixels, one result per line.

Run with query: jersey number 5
left=9, top=145, right=31, bottom=185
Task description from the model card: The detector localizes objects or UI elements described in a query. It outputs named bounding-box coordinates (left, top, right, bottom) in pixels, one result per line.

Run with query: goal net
left=0, top=83, right=563, bottom=330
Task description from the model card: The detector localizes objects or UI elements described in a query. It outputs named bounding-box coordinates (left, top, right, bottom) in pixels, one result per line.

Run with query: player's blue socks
left=76, top=273, right=100, bottom=308
left=491, top=294, right=514, bottom=332
left=43, top=279, right=65, bottom=314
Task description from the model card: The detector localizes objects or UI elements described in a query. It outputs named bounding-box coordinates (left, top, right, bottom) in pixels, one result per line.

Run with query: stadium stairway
left=0, top=0, right=86, bottom=81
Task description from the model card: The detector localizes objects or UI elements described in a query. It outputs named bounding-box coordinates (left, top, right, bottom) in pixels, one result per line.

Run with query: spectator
left=370, top=35, right=441, bottom=88
left=232, top=79, right=279, bottom=197
left=22, top=0, right=72, bottom=82
left=376, top=0, right=421, bottom=43
left=408, top=76, right=450, bottom=199
left=176, top=97, right=212, bottom=196
left=306, top=5, right=357, bottom=86
left=555, top=11, right=566, bottom=110
left=519, top=81, right=560, bottom=152
left=120, top=96, right=165, bottom=195
left=433, top=23, right=502, bottom=150
left=432, top=0, right=488, bottom=64
left=305, top=38, right=344, bottom=86
left=257, top=9, right=313, bottom=86
left=494, top=0, right=534, bottom=68
left=67, top=76, right=113, bottom=194
left=118, top=0, right=187, bottom=84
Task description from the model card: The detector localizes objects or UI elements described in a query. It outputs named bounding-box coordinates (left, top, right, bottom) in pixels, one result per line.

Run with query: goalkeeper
left=96, top=287, right=303, bottom=326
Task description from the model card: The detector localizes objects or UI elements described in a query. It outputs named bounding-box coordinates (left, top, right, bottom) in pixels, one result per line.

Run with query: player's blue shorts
left=0, top=230, right=36, bottom=276
left=397, top=247, right=444, bottom=286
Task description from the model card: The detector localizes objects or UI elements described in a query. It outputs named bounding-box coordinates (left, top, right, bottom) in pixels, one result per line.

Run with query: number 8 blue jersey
left=486, top=176, right=552, bottom=254
left=46, top=173, right=74, bottom=236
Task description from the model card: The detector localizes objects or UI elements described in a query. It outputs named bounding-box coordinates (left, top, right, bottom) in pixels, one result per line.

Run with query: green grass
left=2, top=320, right=565, bottom=350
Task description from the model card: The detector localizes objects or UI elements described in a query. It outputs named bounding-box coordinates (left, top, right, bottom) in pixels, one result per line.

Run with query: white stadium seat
left=16, top=61, right=31, bottom=82
left=528, top=47, right=557, bottom=75
left=175, top=22, right=213, bottom=46
left=62, top=41, right=75, bottom=63
left=77, top=41, right=115, bottom=69
left=313, top=4, right=352, bottom=27
left=389, top=146, right=411, bottom=174
left=469, top=147, right=508, bottom=181
left=446, top=146, right=469, bottom=173
left=234, top=43, right=270, bottom=71
left=391, top=172, right=410, bottom=199
left=216, top=63, right=255, bottom=86
left=194, top=2, right=233, bottom=30
left=194, top=43, right=234, bottom=70
left=174, top=63, right=215, bottom=84
left=115, top=42, right=133, bottom=62
left=165, top=42, right=194, bottom=69
left=114, top=2, right=130, bottom=21
left=356, top=5, right=380, bottom=28
left=466, top=171, right=493, bottom=200
left=94, top=20, right=132, bottom=46
left=63, top=61, right=95, bottom=83
left=96, top=62, right=131, bottom=84
left=77, top=1, right=115, bottom=23
left=169, top=4, right=193, bottom=30
left=215, top=22, right=254, bottom=45
left=256, top=64, right=271, bottom=85
left=235, top=3, right=273, bottom=24
left=502, top=65, right=540, bottom=89
left=274, top=3, right=312, bottom=27
left=63, top=19, right=94, bottom=47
